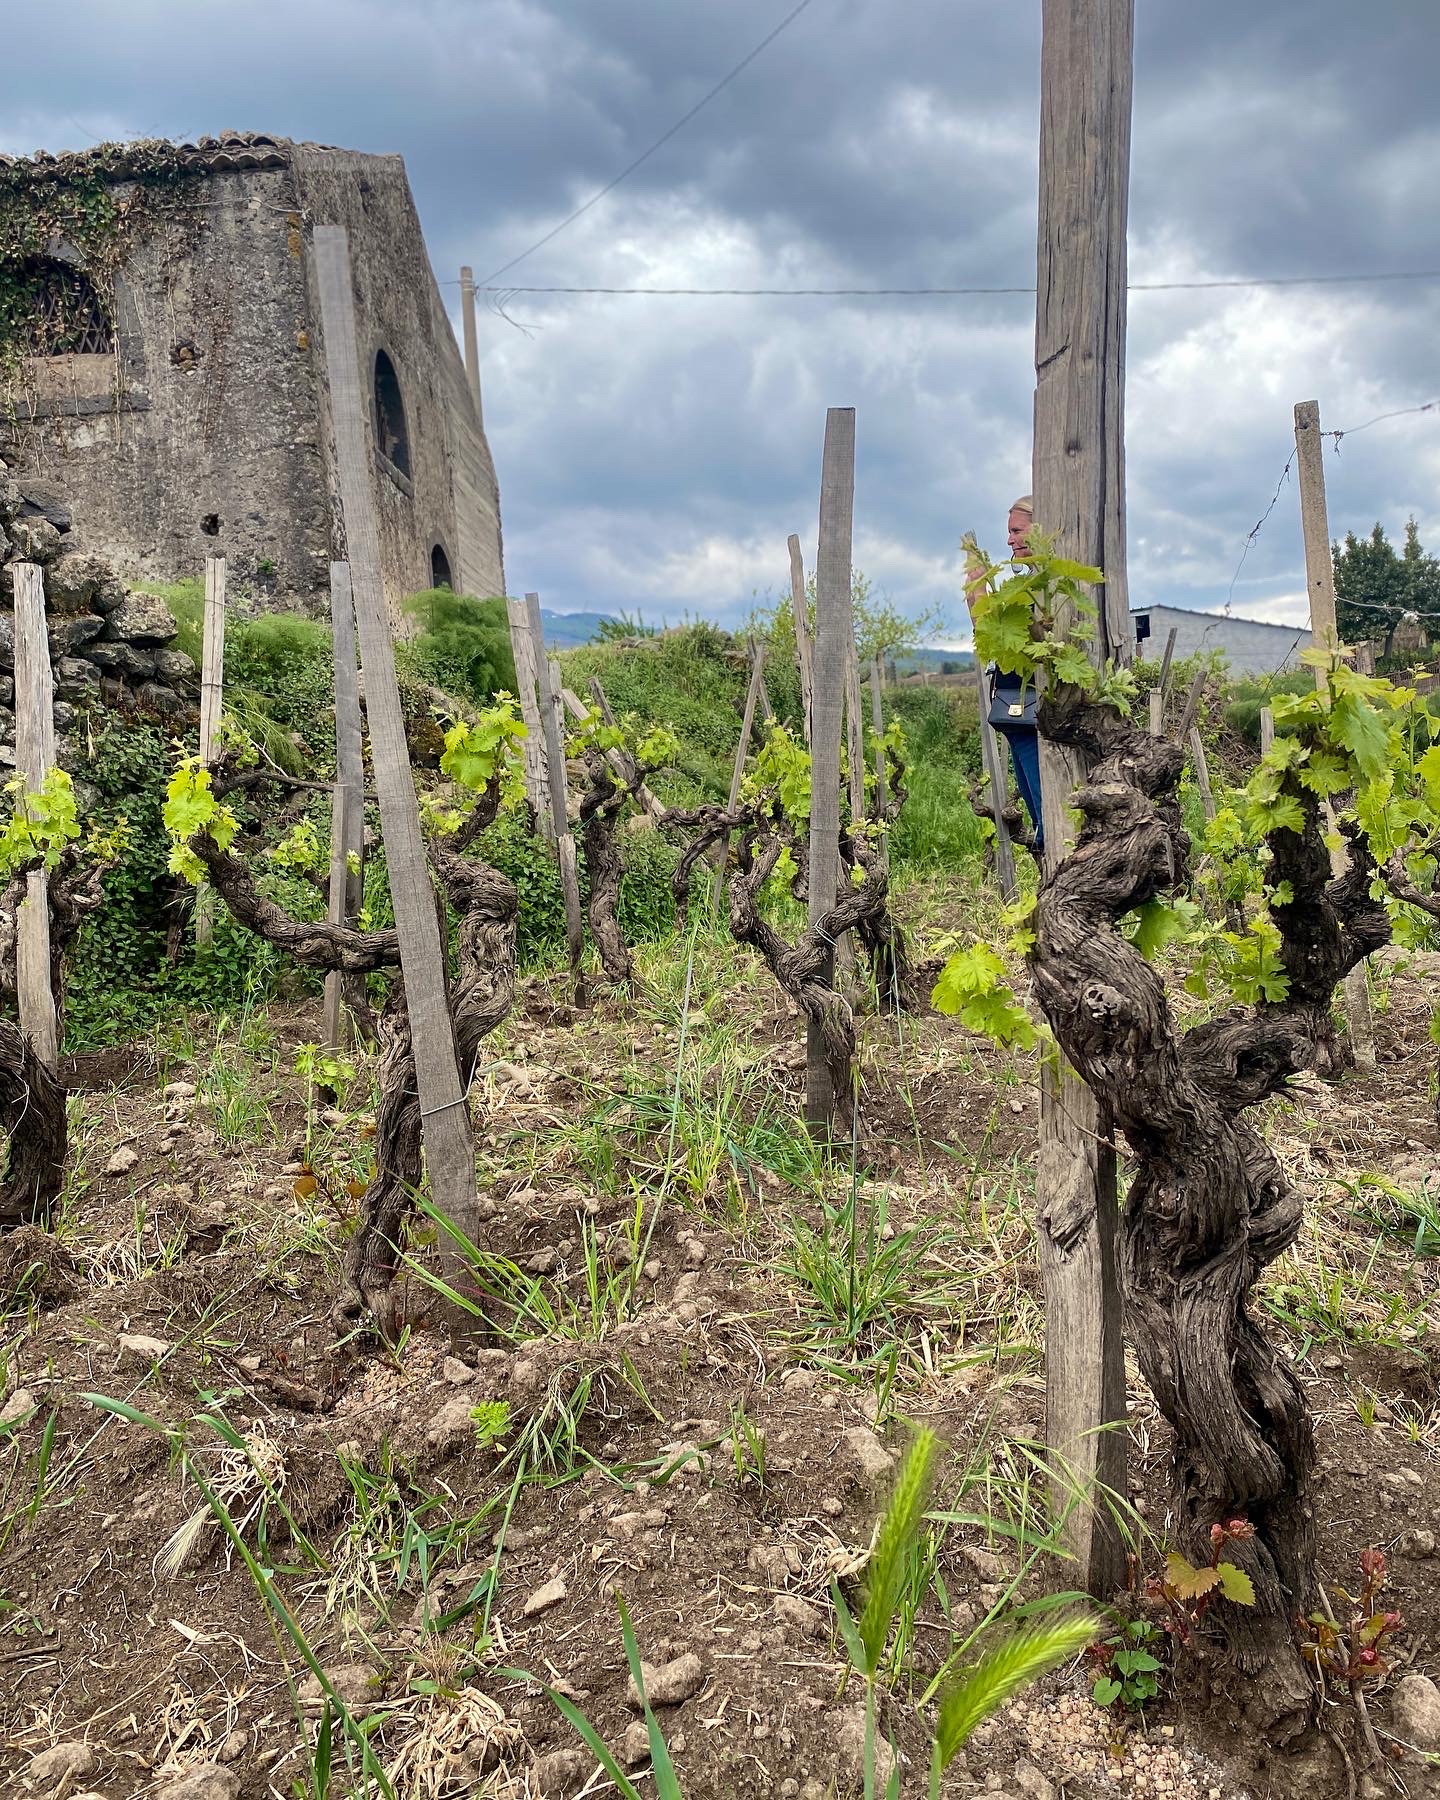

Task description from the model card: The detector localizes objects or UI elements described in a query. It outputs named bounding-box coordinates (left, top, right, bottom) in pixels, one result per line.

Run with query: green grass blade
left=498, top=1666, right=643, bottom=1800
left=618, top=1594, right=684, bottom=1800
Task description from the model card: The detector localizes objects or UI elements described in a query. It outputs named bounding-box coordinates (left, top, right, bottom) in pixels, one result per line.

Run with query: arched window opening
left=430, top=542, right=453, bottom=590
left=12, top=258, right=113, bottom=355
left=373, top=348, right=411, bottom=478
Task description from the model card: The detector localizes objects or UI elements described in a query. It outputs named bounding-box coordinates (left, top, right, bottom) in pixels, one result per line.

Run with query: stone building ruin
left=0, top=132, right=504, bottom=628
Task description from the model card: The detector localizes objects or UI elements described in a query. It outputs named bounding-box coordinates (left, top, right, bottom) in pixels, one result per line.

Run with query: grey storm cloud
left=3, top=0, right=1437, bottom=642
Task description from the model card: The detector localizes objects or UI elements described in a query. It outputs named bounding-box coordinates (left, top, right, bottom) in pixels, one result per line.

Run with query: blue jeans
left=996, top=725, right=1044, bottom=853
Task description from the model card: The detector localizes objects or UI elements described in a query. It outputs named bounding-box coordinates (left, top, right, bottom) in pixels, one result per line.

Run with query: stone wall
left=0, top=461, right=196, bottom=768
left=0, top=136, right=505, bottom=632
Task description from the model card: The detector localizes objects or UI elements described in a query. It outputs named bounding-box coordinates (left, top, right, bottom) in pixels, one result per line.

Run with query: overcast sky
left=4, top=1, right=1437, bottom=644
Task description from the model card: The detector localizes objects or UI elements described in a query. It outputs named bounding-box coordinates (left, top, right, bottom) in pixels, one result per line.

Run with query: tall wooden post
left=313, top=224, right=483, bottom=1270
left=324, top=561, right=365, bottom=1053
left=1294, top=398, right=1376, bottom=1070
left=966, top=542, right=1020, bottom=904
left=505, top=595, right=550, bottom=833
left=12, top=565, right=58, bottom=1067
left=195, top=556, right=226, bottom=947
left=526, top=595, right=587, bottom=1005
left=459, top=266, right=484, bottom=429
left=713, top=640, right=767, bottom=924
left=788, top=534, right=814, bottom=745
left=1031, top=0, right=1133, bottom=1595
left=806, top=407, right=856, bottom=1137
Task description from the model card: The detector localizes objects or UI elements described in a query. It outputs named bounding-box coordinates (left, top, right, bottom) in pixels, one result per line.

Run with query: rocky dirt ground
left=2, top=925, right=1439, bottom=1800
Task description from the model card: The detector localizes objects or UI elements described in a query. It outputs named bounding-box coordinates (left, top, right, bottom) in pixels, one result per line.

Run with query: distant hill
left=540, top=608, right=620, bottom=647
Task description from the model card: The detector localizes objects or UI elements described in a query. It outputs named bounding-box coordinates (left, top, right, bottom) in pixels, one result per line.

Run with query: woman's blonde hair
left=1010, top=494, right=1034, bottom=516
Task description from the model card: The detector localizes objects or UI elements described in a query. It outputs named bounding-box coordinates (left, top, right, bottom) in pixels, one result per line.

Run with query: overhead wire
left=1225, top=399, right=1440, bottom=613
left=465, top=270, right=1440, bottom=296
left=477, top=0, right=815, bottom=287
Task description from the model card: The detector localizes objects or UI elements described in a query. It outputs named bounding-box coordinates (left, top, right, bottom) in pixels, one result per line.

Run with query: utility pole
left=1031, top=0, right=1134, bottom=1598
left=459, top=265, right=484, bottom=428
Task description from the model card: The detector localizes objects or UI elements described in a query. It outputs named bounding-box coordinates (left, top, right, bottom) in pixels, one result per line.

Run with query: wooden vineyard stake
left=12, top=563, right=58, bottom=1067
left=807, top=406, right=856, bottom=1137
left=1156, top=624, right=1178, bottom=696
left=1188, top=725, right=1219, bottom=822
left=313, top=224, right=483, bottom=1266
left=788, top=533, right=814, bottom=745
left=713, top=639, right=767, bottom=924
left=1173, top=666, right=1207, bottom=746
left=559, top=680, right=668, bottom=824
left=525, top=594, right=587, bottom=1005
left=324, top=561, right=365, bottom=1053
left=973, top=665, right=1018, bottom=903
left=505, top=595, right=550, bottom=833
left=1030, top=0, right=1133, bottom=1595
left=1148, top=688, right=1164, bottom=737
left=868, top=656, right=887, bottom=822
left=1260, top=705, right=1274, bottom=755
left=1295, top=398, right=1376, bottom=1071
left=195, top=555, right=226, bottom=946
left=963, top=535, right=1021, bottom=906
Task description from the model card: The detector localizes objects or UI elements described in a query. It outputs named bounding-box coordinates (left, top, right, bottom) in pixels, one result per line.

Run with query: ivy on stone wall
left=0, top=140, right=202, bottom=372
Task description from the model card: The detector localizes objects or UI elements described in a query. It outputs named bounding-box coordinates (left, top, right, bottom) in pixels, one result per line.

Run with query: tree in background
left=1333, top=518, right=1440, bottom=660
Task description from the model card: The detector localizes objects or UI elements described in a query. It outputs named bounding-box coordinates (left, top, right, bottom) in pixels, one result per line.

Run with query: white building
left=1131, top=604, right=1311, bottom=678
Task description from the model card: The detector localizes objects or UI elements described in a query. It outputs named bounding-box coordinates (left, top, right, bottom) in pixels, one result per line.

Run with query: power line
left=1226, top=400, right=1439, bottom=604
left=465, top=269, right=1440, bottom=297
left=478, top=0, right=815, bottom=287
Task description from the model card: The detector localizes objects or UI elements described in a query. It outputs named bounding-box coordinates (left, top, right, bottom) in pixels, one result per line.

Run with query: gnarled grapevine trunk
left=729, top=822, right=888, bottom=1145
left=193, top=777, right=517, bottom=1338
left=0, top=848, right=111, bottom=1229
left=0, top=1019, right=66, bottom=1229
left=1027, top=689, right=1389, bottom=1741
left=578, top=750, right=633, bottom=986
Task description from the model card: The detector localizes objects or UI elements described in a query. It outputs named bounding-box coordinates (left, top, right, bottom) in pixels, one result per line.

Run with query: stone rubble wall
left=0, top=460, right=196, bottom=768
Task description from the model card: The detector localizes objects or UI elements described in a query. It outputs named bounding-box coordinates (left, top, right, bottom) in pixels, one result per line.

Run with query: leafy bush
left=563, top=623, right=751, bottom=802
left=64, top=711, right=319, bottom=1048
left=475, top=813, right=680, bottom=969
left=1224, top=670, right=1317, bottom=746
left=399, top=590, right=517, bottom=706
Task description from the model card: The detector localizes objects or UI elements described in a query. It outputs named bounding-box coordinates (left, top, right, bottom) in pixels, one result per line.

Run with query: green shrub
left=563, top=623, right=752, bottom=803
left=1223, top=670, right=1315, bottom=746
left=64, top=711, right=320, bottom=1049
left=475, top=813, right=680, bottom=969
left=399, top=590, right=517, bottom=706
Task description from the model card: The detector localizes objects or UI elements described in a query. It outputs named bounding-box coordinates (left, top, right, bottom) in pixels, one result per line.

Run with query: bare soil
left=2, top=938, right=1439, bottom=1800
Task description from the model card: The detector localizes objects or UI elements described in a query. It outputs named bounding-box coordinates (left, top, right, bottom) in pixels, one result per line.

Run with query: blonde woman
left=965, top=496, right=1043, bottom=850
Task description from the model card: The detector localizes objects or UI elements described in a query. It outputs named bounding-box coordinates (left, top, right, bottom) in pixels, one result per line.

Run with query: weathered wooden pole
left=194, top=555, right=226, bottom=947
left=1031, top=0, right=1133, bottom=1595
left=807, top=407, right=856, bottom=1137
left=1260, top=705, right=1275, bottom=755
left=504, top=595, right=550, bottom=834
left=868, top=656, right=887, bottom=820
left=459, top=266, right=484, bottom=429
left=974, top=663, right=1019, bottom=905
left=323, top=561, right=365, bottom=1053
left=1294, top=398, right=1375, bottom=1070
left=788, top=533, right=815, bottom=745
left=526, top=594, right=587, bottom=1005
left=713, top=639, right=767, bottom=923
left=313, top=224, right=483, bottom=1270
left=12, top=564, right=58, bottom=1067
